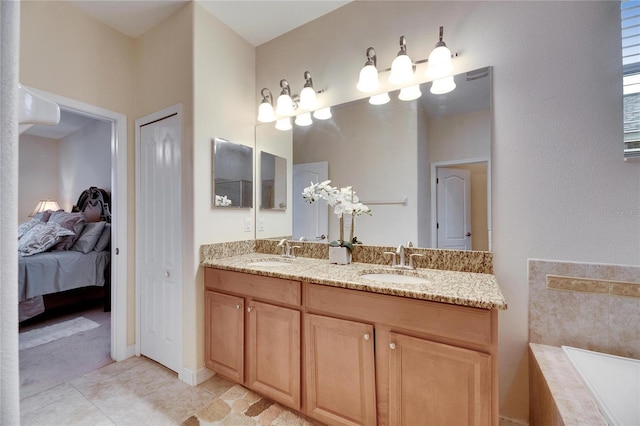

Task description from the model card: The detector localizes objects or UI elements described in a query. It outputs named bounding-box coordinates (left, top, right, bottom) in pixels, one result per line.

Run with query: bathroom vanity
left=202, top=250, right=506, bottom=426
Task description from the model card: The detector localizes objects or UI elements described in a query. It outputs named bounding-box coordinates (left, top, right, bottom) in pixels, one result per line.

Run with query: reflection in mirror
left=261, top=151, right=287, bottom=210
left=212, top=138, right=253, bottom=208
left=256, top=67, right=492, bottom=250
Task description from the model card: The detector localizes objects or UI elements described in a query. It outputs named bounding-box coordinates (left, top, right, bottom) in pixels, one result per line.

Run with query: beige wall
left=429, top=109, right=491, bottom=164
left=257, top=1, right=639, bottom=421
left=17, top=134, right=60, bottom=221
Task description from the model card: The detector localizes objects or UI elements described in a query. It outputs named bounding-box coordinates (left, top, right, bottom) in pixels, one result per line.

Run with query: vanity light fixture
left=257, top=88, right=275, bottom=123
left=356, top=47, right=380, bottom=93
left=369, top=92, right=390, bottom=105
left=430, top=75, right=456, bottom=94
left=313, top=107, right=332, bottom=120
left=426, top=26, right=454, bottom=81
left=275, top=117, right=292, bottom=131
left=276, top=79, right=295, bottom=116
left=299, top=71, right=318, bottom=110
left=398, top=85, right=422, bottom=101
left=389, top=36, right=414, bottom=85
left=295, top=112, right=313, bottom=126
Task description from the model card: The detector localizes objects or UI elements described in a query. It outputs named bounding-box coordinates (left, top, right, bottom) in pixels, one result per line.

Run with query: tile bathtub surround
left=528, top=259, right=640, bottom=359
left=217, top=238, right=494, bottom=274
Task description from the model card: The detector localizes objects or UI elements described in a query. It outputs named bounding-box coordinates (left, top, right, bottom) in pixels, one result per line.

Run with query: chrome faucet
left=384, top=244, right=423, bottom=270
left=278, top=239, right=301, bottom=258
left=396, top=244, right=406, bottom=268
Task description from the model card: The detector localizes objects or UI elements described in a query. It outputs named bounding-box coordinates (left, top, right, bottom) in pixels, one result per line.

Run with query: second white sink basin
left=360, top=273, right=430, bottom=284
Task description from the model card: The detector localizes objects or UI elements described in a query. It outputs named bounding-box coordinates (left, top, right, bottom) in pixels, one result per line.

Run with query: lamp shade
left=430, top=76, right=456, bottom=94
left=426, top=44, right=453, bottom=80
left=295, top=112, right=313, bottom=126
left=276, top=93, right=295, bottom=116
left=257, top=102, right=275, bottom=123
left=299, top=86, right=317, bottom=110
left=357, top=64, right=379, bottom=93
left=275, top=117, right=292, bottom=131
left=389, top=53, right=414, bottom=85
left=369, top=93, right=390, bottom=105
left=313, top=107, right=332, bottom=120
left=29, top=199, right=60, bottom=217
left=398, top=85, right=422, bottom=101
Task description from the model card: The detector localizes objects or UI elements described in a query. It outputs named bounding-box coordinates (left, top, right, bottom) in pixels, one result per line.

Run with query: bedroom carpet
left=19, top=306, right=112, bottom=400
left=19, top=316, right=100, bottom=350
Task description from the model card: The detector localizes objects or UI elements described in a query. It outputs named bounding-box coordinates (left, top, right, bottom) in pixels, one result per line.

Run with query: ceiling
left=65, top=0, right=351, bottom=46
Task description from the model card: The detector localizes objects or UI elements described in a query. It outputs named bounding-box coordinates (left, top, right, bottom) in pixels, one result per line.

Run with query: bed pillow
left=18, top=218, right=43, bottom=239
left=33, top=209, right=60, bottom=223
left=93, top=223, right=111, bottom=252
left=18, top=222, right=75, bottom=256
left=71, top=221, right=106, bottom=254
left=48, top=211, right=86, bottom=250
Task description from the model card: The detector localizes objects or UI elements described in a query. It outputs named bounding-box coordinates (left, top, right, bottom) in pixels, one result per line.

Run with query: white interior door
left=293, top=161, right=328, bottom=241
left=437, top=167, right=472, bottom=250
left=137, top=110, right=182, bottom=373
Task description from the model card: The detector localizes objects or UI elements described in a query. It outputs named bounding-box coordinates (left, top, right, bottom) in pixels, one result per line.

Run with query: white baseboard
left=179, top=366, right=214, bottom=386
left=125, top=344, right=136, bottom=359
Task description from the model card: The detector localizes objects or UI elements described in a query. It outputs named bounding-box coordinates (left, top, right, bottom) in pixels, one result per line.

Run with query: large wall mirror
left=212, top=138, right=253, bottom=208
left=260, top=151, right=287, bottom=210
left=255, top=67, right=492, bottom=250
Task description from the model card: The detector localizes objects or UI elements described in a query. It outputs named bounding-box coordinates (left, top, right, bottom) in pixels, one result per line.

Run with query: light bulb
left=369, top=93, right=390, bottom=105
left=275, top=117, right=292, bottom=131
left=299, top=86, right=317, bottom=110
left=389, top=54, right=414, bottom=85
left=398, top=85, right=422, bottom=101
left=430, top=76, right=456, bottom=94
left=357, top=64, right=379, bottom=93
left=295, top=112, right=312, bottom=126
left=276, top=93, right=294, bottom=116
left=257, top=102, right=275, bottom=123
left=313, top=107, right=332, bottom=120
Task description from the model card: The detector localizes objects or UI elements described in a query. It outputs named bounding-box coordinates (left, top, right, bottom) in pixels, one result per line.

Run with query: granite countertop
left=202, top=253, right=507, bottom=310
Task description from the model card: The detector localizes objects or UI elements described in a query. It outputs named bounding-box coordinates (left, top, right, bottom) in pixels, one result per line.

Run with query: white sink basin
left=360, top=273, right=430, bottom=284
left=247, top=259, right=294, bottom=267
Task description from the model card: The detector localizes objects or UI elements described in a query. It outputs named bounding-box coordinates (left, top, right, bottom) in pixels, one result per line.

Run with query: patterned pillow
left=18, top=218, right=43, bottom=239
left=18, top=222, right=75, bottom=256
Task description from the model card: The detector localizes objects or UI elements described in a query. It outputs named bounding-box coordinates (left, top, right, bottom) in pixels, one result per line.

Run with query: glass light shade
left=426, top=45, right=453, bottom=80
left=369, top=93, right=390, bottom=105
left=29, top=199, right=61, bottom=217
left=313, top=107, right=332, bottom=120
left=276, top=93, right=295, bottom=116
left=295, top=112, right=312, bottom=126
left=398, top=85, right=422, bottom=101
left=275, top=117, right=292, bottom=131
left=389, top=54, right=414, bottom=85
left=299, top=86, right=317, bottom=110
left=430, top=76, right=456, bottom=94
left=257, top=102, right=275, bottom=123
left=356, top=64, right=379, bottom=93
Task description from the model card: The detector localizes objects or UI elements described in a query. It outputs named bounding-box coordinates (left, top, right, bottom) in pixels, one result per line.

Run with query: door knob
left=165, top=271, right=170, bottom=277
left=466, top=232, right=472, bottom=237
left=316, top=234, right=326, bottom=240
left=389, top=343, right=396, bottom=350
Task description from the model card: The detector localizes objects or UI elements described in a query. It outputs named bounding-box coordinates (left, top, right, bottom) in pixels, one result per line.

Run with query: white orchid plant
left=302, top=180, right=372, bottom=251
left=215, top=194, right=232, bottom=207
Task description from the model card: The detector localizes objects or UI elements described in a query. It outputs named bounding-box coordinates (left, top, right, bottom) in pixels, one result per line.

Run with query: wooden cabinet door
left=388, top=332, right=491, bottom=426
left=305, top=314, right=377, bottom=426
left=247, top=300, right=301, bottom=410
left=204, top=290, right=244, bottom=383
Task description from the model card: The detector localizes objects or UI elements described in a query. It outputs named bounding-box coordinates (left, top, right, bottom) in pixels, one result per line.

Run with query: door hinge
left=436, top=223, right=439, bottom=229
left=436, top=178, right=439, bottom=184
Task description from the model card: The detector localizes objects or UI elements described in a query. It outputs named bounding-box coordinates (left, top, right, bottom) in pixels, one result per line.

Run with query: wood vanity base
left=204, top=267, right=498, bottom=426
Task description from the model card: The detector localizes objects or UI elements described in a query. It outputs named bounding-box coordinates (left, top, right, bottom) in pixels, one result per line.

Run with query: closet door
left=137, top=109, right=182, bottom=373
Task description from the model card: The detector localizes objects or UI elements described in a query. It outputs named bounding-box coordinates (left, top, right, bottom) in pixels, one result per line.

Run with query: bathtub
left=562, top=346, right=640, bottom=426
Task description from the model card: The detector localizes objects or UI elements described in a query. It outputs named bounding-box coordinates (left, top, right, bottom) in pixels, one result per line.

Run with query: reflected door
left=292, top=162, right=328, bottom=241
left=437, top=167, right=471, bottom=250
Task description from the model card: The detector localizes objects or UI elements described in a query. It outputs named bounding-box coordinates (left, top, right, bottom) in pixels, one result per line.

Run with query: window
left=622, top=1, right=640, bottom=157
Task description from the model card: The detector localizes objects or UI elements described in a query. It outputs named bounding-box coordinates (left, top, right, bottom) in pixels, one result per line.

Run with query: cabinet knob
left=235, top=304, right=241, bottom=310
left=247, top=307, right=253, bottom=313
left=389, top=343, right=396, bottom=350
left=363, top=333, right=370, bottom=341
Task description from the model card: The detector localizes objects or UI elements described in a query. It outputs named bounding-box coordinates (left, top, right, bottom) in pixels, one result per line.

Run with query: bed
left=17, top=208, right=111, bottom=322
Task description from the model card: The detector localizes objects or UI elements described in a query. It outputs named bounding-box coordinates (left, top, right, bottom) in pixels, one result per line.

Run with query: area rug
left=182, top=384, right=318, bottom=425
left=19, top=316, right=100, bottom=350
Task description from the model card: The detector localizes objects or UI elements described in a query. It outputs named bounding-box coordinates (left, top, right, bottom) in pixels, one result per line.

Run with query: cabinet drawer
left=305, top=283, right=493, bottom=347
left=205, top=268, right=301, bottom=307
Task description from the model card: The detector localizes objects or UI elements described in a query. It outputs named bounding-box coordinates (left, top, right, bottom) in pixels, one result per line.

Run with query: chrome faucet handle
left=407, top=241, right=414, bottom=247
left=408, top=253, right=425, bottom=269
left=384, top=251, right=398, bottom=267
left=289, top=245, right=302, bottom=258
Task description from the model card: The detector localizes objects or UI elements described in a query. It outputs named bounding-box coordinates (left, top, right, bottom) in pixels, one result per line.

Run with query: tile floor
left=21, top=356, right=316, bottom=425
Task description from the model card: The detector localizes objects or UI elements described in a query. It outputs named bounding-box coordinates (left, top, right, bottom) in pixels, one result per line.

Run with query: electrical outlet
left=244, top=218, right=252, bottom=232
left=258, top=218, right=264, bottom=231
